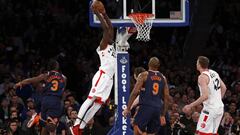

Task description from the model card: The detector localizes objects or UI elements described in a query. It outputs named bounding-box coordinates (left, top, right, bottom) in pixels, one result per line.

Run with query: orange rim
left=128, top=13, right=154, bottom=24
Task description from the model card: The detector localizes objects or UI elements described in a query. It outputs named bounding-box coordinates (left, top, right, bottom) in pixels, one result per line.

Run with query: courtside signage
left=118, top=53, right=131, bottom=135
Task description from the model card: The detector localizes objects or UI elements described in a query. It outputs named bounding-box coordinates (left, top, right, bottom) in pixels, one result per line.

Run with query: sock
left=79, top=103, right=101, bottom=129
left=74, top=97, right=95, bottom=126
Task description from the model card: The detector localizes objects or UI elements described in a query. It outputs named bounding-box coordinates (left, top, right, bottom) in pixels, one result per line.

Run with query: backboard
left=89, top=0, right=189, bottom=27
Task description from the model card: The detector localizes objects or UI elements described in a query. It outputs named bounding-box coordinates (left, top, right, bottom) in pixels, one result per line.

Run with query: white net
left=129, top=13, right=154, bottom=42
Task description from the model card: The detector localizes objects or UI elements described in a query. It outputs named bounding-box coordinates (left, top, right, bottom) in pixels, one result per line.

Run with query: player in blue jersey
left=14, top=59, right=67, bottom=135
left=123, top=57, right=169, bottom=135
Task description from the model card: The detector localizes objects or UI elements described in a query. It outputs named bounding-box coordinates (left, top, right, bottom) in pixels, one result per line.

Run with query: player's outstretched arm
left=102, top=13, right=113, bottom=42
left=123, top=72, right=147, bottom=117
left=14, top=74, right=47, bottom=89
left=94, top=10, right=112, bottom=50
left=220, top=78, right=226, bottom=98
left=162, top=75, right=169, bottom=116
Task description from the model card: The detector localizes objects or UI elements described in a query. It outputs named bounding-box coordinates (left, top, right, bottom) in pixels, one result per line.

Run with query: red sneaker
left=27, top=113, right=40, bottom=128
left=70, top=124, right=82, bottom=135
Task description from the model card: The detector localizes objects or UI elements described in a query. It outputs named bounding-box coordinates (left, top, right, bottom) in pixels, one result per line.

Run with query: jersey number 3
left=213, top=78, right=220, bottom=91
left=152, top=83, right=159, bottom=95
left=51, top=80, right=59, bottom=91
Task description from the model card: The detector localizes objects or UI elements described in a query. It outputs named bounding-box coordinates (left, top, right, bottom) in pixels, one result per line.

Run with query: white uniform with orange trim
left=196, top=69, right=224, bottom=135
left=88, top=45, right=116, bottom=103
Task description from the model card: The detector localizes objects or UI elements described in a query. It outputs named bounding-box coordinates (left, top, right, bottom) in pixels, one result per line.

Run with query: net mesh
left=128, top=13, right=154, bottom=42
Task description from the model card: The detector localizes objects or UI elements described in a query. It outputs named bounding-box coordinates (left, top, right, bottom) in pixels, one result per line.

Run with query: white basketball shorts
left=196, top=107, right=224, bottom=134
left=88, top=70, right=113, bottom=103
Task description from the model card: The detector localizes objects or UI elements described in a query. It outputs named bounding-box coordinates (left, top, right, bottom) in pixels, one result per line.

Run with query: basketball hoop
left=128, top=13, right=154, bottom=42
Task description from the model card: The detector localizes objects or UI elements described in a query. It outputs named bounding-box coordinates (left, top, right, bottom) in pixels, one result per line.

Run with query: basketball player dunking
left=70, top=1, right=115, bottom=135
left=183, top=56, right=227, bottom=135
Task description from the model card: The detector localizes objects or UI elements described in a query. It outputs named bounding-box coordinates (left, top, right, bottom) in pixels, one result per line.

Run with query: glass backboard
left=89, top=0, right=189, bottom=27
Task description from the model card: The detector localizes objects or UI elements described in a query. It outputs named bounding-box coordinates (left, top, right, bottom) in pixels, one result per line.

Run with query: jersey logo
left=92, top=88, right=96, bottom=93
left=201, top=123, right=206, bottom=128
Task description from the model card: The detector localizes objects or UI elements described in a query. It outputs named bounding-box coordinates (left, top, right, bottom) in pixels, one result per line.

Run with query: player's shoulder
left=199, top=73, right=209, bottom=79
left=139, top=71, right=148, bottom=77
left=198, top=73, right=210, bottom=84
left=209, top=69, right=219, bottom=75
left=137, top=71, right=148, bottom=81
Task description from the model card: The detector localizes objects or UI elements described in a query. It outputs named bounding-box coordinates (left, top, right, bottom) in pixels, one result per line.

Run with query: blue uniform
left=41, top=71, right=65, bottom=121
left=134, top=70, right=165, bottom=133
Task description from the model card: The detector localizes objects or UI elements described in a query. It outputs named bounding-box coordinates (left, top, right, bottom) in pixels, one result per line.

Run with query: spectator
left=220, top=112, right=234, bottom=135
left=169, top=103, right=179, bottom=116
left=228, top=101, right=238, bottom=118
left=191, top=111, right=200, bottom=131
left=231, top=117, right=240, bottom=135
left=66, top=94, right=80, bottom=111
left=7, top=118, right=24, bottom=135
left=179, top=109, right=195, bottom=135
left=0, top=98, right=9, bottom=122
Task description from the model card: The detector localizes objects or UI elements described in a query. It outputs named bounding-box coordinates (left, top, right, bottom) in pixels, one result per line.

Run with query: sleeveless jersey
left=97, top=45, right=116, bottom=78
left=199, top=69, right=224, bottom=109
left=44, top=71, right=66, bottom=97
left=139, top=71, right=165, bottom=108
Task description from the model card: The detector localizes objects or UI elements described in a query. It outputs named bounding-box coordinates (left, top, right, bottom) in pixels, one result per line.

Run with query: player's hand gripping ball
left=91, top=0, right=105, bottom=14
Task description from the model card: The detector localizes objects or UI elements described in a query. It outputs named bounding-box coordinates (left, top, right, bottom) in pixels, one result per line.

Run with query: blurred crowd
left=0, top=0, right=240, bottom=135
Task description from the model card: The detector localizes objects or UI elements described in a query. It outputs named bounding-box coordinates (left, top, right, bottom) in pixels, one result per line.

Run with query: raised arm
left=102, top=13, right=113, bottom=42
left=14, top=74, right=47, bottom=89
left=92, top=1, right=113, bottom=50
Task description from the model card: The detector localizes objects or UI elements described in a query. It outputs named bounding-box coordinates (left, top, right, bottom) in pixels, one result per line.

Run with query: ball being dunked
left=91, top=0, right=105, bottom=14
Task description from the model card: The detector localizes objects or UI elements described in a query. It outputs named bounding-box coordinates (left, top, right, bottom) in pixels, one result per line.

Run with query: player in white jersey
left=183, top=56, right=227, bottom=135
left=70, top=1, right=115, bottom=135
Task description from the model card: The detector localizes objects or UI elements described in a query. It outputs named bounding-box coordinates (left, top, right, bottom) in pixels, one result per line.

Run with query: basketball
left=92, top=0, right=105, bottom=14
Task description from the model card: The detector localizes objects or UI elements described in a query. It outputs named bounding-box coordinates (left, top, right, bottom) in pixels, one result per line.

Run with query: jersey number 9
left=152, top=82, right=159, bottom=95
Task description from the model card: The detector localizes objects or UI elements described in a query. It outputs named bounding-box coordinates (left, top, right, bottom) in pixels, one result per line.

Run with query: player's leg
left=79, top=74, right=113, bottom=128
left=196, top=109, right=214, bottom=135
left=133, top=125, right=146, bottom=135
left=134, top=105, right=153, bottom=135
left=212, top=107, right=224, bottom=134
left=41, top=127, right=48, bottom=135
left=40, top=102, right=48, bottom=135
left=74, top=97, right=96, bottom=126
left=71, top=97, right=96, bottom=135
left=71, top=71, right=109, bottom=135
left=146, top=107, right=161, bottom=135
left=79, top=102, right=102, bottom=129
left=74, top=71, right=101, bottom=127
left=43, top=97, right=62, bottom=134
